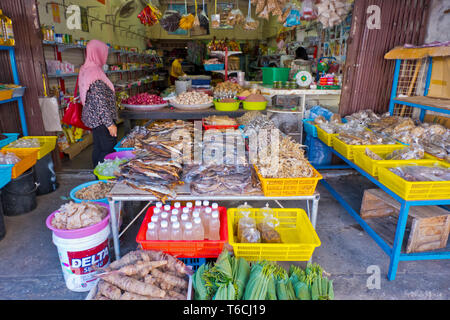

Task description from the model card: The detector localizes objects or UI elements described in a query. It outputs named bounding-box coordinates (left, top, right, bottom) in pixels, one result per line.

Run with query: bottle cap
left=203, top=200, right=210, bottom=206
left=153, top=208, right=161, bottom=214
left=173, top=221, right=180, bottom=229
left=161, top=220, right=168, bottom=228
left=194, top=217, right=202, bottom=224
left=170, top=216, right=178, bottom=223
left=182, top=207, right=190, bottom=214
left=185, top=222, right=193, bottom=229
left=172, top=209, right=179, bottom=215
left=156, top=202, right=163, bottom=208
left=164, top=204, right=171, bottom=211
left=186, top=202, right=193, bottom=208
left=148, top=222, right=155, bottom=229
left=192, top=211, right=200, bottom=218
left=174, top=202, right=181, bottom=208
left=205, top=207, right=212, bottom=213
left=151, top=215, right=159, bottom=223
left=195, top=200, right=202, bottom=206
left=161, top=212, right=168, bottom=219
left=181, top=213, right=189, bottom=221
left=212, top=203, right=219, bottom=209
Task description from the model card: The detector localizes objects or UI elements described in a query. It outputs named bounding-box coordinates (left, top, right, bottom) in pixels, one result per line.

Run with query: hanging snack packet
left=243, top=0, right=259, bottom=30
left=160, top=10, right=182, bottom=32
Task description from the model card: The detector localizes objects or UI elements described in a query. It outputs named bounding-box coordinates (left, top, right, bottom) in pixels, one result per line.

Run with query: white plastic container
left=170, top=221, right=183, bottom=240
left=146, top=222, right=158, bottom=240
left=51, top=225, right=110, bottom=292
left=183, top=222, right=194, bottom=241
left=208, top=210, right=220, bottom=241
left=192, top=217, right=205, bottom=240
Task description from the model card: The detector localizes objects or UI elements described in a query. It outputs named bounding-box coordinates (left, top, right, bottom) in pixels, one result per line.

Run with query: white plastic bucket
left=52, top=224, right=111, bottom=292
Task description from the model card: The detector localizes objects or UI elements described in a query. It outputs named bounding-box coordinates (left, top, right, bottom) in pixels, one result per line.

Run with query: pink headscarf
left=78, top=40, right=115, bottom=106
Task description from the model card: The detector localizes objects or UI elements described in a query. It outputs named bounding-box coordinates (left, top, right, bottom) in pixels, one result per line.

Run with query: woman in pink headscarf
left=79, top=39, right=117, bottom=167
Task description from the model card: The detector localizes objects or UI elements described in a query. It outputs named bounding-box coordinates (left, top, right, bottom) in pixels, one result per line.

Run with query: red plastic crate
left=136, top=206, right=228, bottom=258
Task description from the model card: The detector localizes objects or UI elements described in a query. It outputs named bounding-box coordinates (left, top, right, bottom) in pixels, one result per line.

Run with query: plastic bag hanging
left=193, top=0, right=200, bottom=27
left=199, top=0, right=209, bottom=30
left=137, top=1, right=162, bottom=26
left=227, top=0, right=245, bottom=26
left=160, top=0, right=182, bottom=32
left=211, top=0, right=221, bottom=29
left=179, top=0, right=195, bottom=30
left=243, top=0, right=259, bottom=30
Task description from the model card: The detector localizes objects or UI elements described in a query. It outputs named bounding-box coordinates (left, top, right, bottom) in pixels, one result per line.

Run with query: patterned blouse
left=82, top=80, right=117, bottom=129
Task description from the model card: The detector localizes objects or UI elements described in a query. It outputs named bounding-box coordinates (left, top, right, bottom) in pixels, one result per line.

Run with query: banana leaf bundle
left=289, top=263, right=334, bottom=300
left=274, top=266, right=297, bottom=300
left=243, top=261, right=277, bottom=300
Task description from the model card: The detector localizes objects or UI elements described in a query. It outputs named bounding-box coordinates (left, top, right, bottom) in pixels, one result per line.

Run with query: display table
left=107, top=182, right=320, bottom=260
left=317, top=141, right=450, bottom=281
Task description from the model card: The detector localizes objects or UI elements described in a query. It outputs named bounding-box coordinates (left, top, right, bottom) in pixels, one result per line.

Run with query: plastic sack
left=256, top=204, right=281, bottom=243
left=211, top=13, right=221, bottom=28
left=160, top=10, right=182, bottom=32
left=240, top=227, right=261, bottom=243
left=307, top=105, right=335, bottom=121
left=305, top=134, right=332, bottom=166
left=243, top=0, right=259, bottom=30
left=284, top=5, right=302, bottom=27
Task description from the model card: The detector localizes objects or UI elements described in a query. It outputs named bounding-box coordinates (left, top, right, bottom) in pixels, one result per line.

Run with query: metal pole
left=108, top=198, right=121, bottom=260
left=388, top=201, right=411, bottom=281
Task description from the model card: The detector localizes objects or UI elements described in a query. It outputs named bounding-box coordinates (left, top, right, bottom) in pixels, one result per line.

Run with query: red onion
left=122, top=93, right=165, bottom=105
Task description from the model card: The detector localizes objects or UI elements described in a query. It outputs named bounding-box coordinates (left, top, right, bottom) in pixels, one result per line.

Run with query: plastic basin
left=214, top=101, right=240, bottom=111
left=70, top=180, right=111, bottom=204
left=243, top=101, right=267, bottom=111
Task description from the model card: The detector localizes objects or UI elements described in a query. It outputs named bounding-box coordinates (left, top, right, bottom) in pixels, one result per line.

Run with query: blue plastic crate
left=0, top=164, right=14, bottom=189
left=0, top=133, right=20, bottom=149
left=204, top=64, right=224, bottom=71
left=179, top=258, right=206, bottom=272
left=303, top=119, right=317, bottom=138
left=113, top=136, right=134, bottom=152
left=192, top=79, right=211, bottom=86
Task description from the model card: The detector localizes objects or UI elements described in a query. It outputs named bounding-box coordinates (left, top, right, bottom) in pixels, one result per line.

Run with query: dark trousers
left=92, top=125, right=117, bottom=168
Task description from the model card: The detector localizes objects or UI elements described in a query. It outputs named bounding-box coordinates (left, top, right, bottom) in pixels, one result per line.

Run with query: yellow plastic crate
left=377, top=161, right=450, bottom=201
left=316, top=125, right=338, bottom=147
left=254, top=164, right=322, bottom=197
left=353, top=145, right=437, bottom=177
left=3, top=136, right=57, bottom=160
left=227, top=208, right=321, bottom=261
left=332, top=135, right=400, bottom=161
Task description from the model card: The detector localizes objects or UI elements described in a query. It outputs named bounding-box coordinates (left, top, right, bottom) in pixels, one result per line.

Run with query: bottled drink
left=202, top=200, right=210, bottom=212
left=170, top=215, right=178, bottom=225
left=183, top=222, right=194, bottom=241
left=152, top=208, right=161, bottom=220
left=185, top=202, right=193, bottom=214
left=194, top=200, right=202, bottom=212
left=163, top=204, right=171, bottom=215
left=150, top=215, right=159, bottom=225
left=192, top=217, right=205, bottom=240
left=171, top=208, right=180, bottom=217
left=211, top=202, right=219, bottom=211
left=180, top=213, right=190, bottom=231
left=182, top=207, right=190, bottom=219
left=192, top=209, right=200, bottom=221
left=170, top=221, right=183, bottom=240
left=146, top=222, right=158, bottom=240
left=160, top=211, right=169, bottom=223
left=208, top=210, right=221, bottom=241
left=203, top=207, right=212, bottom=239
left=159, top=220, right=170, bottom=240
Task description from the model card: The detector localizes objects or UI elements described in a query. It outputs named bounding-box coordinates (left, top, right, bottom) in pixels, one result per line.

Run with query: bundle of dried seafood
left=236, top=111, right=264, bottom=126
left=389, top=165, right=450, bottom=182
left=74, top=181, right=115, bottom=200
left=52, top=202, right=108, bottom=230
left=119, top=126, right=151, bottom=148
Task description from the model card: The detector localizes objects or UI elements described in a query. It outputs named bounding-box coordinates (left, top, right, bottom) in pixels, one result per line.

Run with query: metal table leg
left=311, top=194, right=320, bottom=230
left=388, top=202, right=411, bottom=281
left=108, top=198, right=121, bottom=260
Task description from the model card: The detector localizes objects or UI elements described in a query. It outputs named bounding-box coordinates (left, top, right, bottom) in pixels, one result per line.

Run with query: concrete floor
left=0, top=172, right=448, bottom=300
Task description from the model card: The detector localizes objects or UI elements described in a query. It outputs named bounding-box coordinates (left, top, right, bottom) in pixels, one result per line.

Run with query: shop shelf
left=3, top=136, right=57, bottom=160
left=353, top=145, right=437, bottom=177
left=136, top=206, right=228, bottom=258
left=227, top=208, right=321, bottom=261
left=254, top=164, right=322, bottom=197
left=1, top=149, right=38, bottom=179
left=377, top=161, right=450, bottom=201
left=0, top=133, right=20, bottom=149
left=0, top=163, right=14, bottom=189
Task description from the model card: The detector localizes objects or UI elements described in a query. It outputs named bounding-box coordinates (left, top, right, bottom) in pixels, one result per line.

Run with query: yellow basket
left=3, top=136, right=57, bottom=160
left=316, top=125, right=338, bottom=147
left=254, top=164, right=322, bottom=197
left=377, top=161, right=450, bottom=201
left=227, top=208, right=321, bottom=261
left=332, top=135, right=400, bottom=161
left=353, top=145, right=438, bottom=177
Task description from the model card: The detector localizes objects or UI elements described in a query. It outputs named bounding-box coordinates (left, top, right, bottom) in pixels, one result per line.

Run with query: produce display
left=192, top=250, right=334, bottom=300
left=51, top=202, right=108, bottom=230
left=93, top=250, right=192, bottom=300
left=74, top=181, right=115, bottom=201
left=171, top=91, right=213, bottom=105
left=122, top=93, right=166, bottom=106
left=389, top=165, right=450, bottom=182
left=0, top=151, right=21, bottom=164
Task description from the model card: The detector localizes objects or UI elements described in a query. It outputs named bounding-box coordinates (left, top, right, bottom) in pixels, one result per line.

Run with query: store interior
left=0, top=0, right=449, bottom=301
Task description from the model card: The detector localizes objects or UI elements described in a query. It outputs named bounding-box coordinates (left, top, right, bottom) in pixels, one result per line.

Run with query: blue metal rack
left=0, top=45, right=28, bottom=136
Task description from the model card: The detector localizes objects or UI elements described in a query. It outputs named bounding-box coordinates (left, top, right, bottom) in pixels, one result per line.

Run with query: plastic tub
left=261, top=67, right=291, bottom=85
left=3, top=136, right=57, bottom=160
left=254, top=164, right=322, bottom=197
left=0, top=163, right=14, bottom=189
left=70, top=180, right=111, bottom=204
left=227, top=208, right=321, bottom=261
left=2, top=148, right=38, bottom=179
left=46, top=203, right=111, bottom=292
left=243, top=101, right=267, bottom=111
left=136, top=206, right=228, bottom=258
left=104, top=150, right=135, bottom=161
left=204, top=64, right=224, bottom=71
left=213, top=100, right=240, bottom=111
